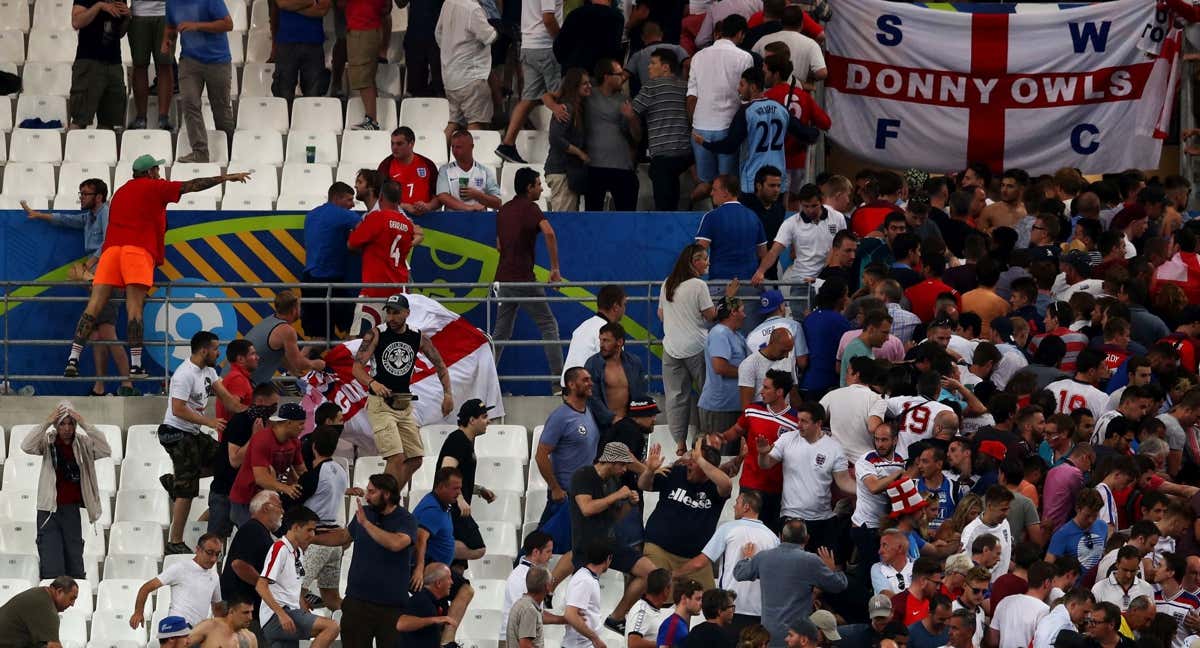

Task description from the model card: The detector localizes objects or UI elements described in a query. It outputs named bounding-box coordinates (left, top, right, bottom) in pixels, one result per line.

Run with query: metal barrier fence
left=1, top=279, right=815, bottom=387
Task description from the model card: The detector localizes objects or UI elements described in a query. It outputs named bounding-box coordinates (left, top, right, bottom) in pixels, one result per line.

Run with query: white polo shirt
left=563, top=567, right=602, bottom=648
left=1091, top=574, right=1154, bottom=611
left=769, top=431, right=848, bottom=521
left=157, top=559, right=221, bottom=626
left=775, top=211, right=836, bottom=282
left=959, top=516, right=1013, bottom=583
left=260, top=536, right=304, bottom=627
left=700, top=517, right=779, bottom=617
left=627, top=597, right=670, bottom=643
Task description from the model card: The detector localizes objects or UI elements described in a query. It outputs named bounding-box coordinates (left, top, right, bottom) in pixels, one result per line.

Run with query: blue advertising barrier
left=0, top=209, right=704, bottom=395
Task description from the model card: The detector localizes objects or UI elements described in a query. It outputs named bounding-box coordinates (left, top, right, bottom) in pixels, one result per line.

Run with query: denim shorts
left=691, top=127, right=736, bottom=184
left=263, top=607, right=318, bottom=648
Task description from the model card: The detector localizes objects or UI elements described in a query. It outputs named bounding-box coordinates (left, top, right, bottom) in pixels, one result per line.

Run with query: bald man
left=738, top=328, right=796, bottom=408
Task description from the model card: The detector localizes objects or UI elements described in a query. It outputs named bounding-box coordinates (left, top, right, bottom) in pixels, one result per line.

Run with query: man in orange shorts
left=64, top=154, right=251, bottom=378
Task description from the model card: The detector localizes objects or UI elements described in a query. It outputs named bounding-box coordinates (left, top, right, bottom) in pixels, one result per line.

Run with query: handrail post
left=3, top=289, right=9, bottom=389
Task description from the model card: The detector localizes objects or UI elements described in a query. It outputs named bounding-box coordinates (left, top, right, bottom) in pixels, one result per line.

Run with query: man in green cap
left=63, top=155, right=250, bottom=378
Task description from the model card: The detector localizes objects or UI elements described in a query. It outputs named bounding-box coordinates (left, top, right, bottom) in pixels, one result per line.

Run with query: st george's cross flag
left=823, top=0, right=1181, bottom=174
left=300, top=293, right=504, bottom=455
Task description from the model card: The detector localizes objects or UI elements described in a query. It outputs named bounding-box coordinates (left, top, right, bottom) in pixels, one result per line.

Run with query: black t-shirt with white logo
left=644, top=465, right=727, bottom=557
left=372, top=326, right=422, bottom=394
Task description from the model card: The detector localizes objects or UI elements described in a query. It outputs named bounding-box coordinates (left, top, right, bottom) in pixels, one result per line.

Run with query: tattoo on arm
left=180, top=175, right=227, bottom=195
left=420, top=335, right=450, bottom=381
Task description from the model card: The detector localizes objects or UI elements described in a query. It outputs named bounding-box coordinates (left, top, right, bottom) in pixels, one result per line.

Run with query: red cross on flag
left=825, top=0, right=1181, bottom=174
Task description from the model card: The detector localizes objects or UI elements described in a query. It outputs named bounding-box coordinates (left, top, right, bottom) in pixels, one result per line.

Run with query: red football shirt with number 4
left=348, top=208, right=416, bottom=297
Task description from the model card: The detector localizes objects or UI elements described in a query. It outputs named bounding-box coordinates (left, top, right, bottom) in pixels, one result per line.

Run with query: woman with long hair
left=544, top=67, right=591, bottom=211
left=659, top=244, right=736, bottom=455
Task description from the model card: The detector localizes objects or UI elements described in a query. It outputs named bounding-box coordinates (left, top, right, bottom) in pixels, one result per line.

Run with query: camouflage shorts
left=158, top=425, right=218, bottom=499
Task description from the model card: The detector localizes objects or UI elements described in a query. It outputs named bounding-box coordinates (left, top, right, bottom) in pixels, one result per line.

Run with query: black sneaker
left=441, top=642, right=461, bottom=648
left=165, top=542, right=192, bottom=555
left=604, top=617, right=625, bottom=634
left=63, top=359, right=79, bottom=377
left=305, top=593, right=326, bottom=609
left=129, top=365, right=148, bottom=377
left=495, top=144, right=526, bottom=164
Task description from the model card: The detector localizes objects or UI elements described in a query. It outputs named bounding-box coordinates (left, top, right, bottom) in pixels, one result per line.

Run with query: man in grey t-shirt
left=583, top=58, right=642, bottom=211
left=505, top=566, right=558, bottom=648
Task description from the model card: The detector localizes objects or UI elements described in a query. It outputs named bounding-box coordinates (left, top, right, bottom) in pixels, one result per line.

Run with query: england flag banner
left=300, top=293, right=504, bottom=455
left=824, top=0, right=1181, bottom=174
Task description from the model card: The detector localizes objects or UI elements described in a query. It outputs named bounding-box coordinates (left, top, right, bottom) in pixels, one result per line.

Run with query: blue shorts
left=263, top=607, right=318, bottom=648
left=692, top=127, right=736, bottom=184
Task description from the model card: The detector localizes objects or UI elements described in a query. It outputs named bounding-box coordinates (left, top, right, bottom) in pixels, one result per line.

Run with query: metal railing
left=1, top=279, right=815, bottom=388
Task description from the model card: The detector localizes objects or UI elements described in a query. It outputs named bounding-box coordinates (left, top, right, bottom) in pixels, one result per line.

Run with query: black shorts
left=452, top=508, right=486, bottom=551
left=572, top=539, right=640, bottom=573
left=443, top=570, right=471, bottom=602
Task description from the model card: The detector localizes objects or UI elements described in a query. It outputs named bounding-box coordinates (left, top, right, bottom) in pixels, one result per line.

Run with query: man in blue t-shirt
left=695, top=175, right=768, bottom=284
left=272, top=0, right=332, bottom=105
left=307, top=473, right=417, bottom=648
left=1047, top=489, right=1109, bottom=579
left=656, top=578, right=704, bottom=648
left=167, top=0, right=235, bottom=163
left=698, top=299, right=750, bottom=449
left=535, top=367, right=600, bottom=525
left=301, top=182, right=362, bottom=340
left=800, top=278, right=852, bottom=399
left=413, top=467, right=475, bottom=648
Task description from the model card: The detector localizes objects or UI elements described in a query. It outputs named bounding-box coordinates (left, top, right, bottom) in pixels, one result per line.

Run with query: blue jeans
left=692, top=127, right=735, bottom=183
left=230, top=502, right=251, bottom=528
left=207, top=491, right=233, bottom=537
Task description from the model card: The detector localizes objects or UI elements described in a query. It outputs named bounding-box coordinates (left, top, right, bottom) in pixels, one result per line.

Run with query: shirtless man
left=977, top=168, right=1029, bottom=231
left=186, top=596, right=258, bottom=648
left=585, top=322, right=647, bottom=430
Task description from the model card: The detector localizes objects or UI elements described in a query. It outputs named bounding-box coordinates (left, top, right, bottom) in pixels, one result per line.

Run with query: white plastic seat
left=0, top=554, right=38, bottom=582
left=102, top=554, right=161, bottom=581
left=245, top=29, right=272, bottom=63
left=353, top=456, right=386, bottom=490
left=274, top=194, right=325, bottom=211
left=176, top=128, right=230, bottom=166
left=169, top=194, right=218, bottom=211
left=236, top=97, right=289, bottom=133
left=32, top=0, right=72, bottom=29
left=64, top=129, right=119, bottom=165
left=60, top=610, right=89, bottom=647
left=467, top=555, right=513, bottom=580
left=26, top=30, right=76, bottom=63
left=21, top=63, right=72, bottom=97
left=500, top=163, right=546, bottom=209
left=230, top=130, right=284, bottom=165
left=125, top=426, right=170, bottom=463
left=0, top=30, right=26, bottom=63
left=476, top=459, right=525, bottom=493
left=240, top=62, right=275, bottom=97
left=345, top=97, right=398, bottom=133
left=93, top=456, right=116, bottom=494
left=119, top=456, right=173, bottom=490
left=2, top=163, right=56, bottom=199
left=375, top=63, right=404, bottom=97
left=226, top=0, right=248, bottom=31
left=90, top=610, right=147, bottom=645
left=250, top=0, right=270, bottom=30
left=470, top=131, right=502, bottom=167
left=119, top=129, right=173, bottom=165
left=458, top=609, right=503, bottom=640
left=470, top=490, right=522, bottom=524
left=529, top=105, right=553, bottom=131
left=409, top=461, right=436, bottom=493
left=420, top=425, right=457, bottom=459
left=15, top=95, right=68, bottom=130
left=9, top=128, right=63, bottom=163
left=340, top=130, right=390, bottom=166
left=479, top=425, right=529, bottom=462
left=82, top=517, right=106, bottom=563
left=280, top=163, right=333, bottom=196
left=523, top=489, right=546, bottom=526
left=1, top=455, right=39, bottom=490
left=107, top=521, right=165, bottom=558
left=171, top=162, right=224, bottom=197
left=96, top=579, right=152, bottom=616
left=0, top=195, right=47, bottom=209
left=222, top=163, right=279, bottom=198
left=220, top=195, right=274, bottom=210
left=414, top=130, right=448, bottom=166
left=57, top=163, right=112, bottom=199
left=291, top=97, right=343, bottom=133
left=0, top=98, right=11, bottom=132
left=285, top=131, right=339, bottom=165
left=0, top=521, right=37, bottom=554
left=515, top=130, right=550, bottom=164
left=0, top=579, right=32, bottom=608
left=476, top=522, right=517, bottom=558
left=0, top=1, right=29, bottom=33
left=399, top=97, right=450, bottom=132
left=470, top=579, right=506, bottom=612
left=114, top=489, right=170, bottom=525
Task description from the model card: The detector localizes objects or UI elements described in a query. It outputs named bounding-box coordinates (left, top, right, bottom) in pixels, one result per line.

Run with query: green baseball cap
left=131, top=154, right=166, bottom=172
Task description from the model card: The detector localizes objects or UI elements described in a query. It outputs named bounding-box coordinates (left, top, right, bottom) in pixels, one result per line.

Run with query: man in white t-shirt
left=737, top=329, right=794, bottom=408
left=757, top=402, right=854, bottom=556
left=822, top=355, right=884, bottom=464
left=746, top=291, right=809, bottom=379
left=1094, top=456, right=1138, bottom=537
left=436, top=130, right=502, bottom=212
left=129, top=533, right=224, bottom=629
left=749, top=7, right=827, bottom=86
left=987, top=561, right=1054, bottom=648
left=563, top=540, right=611, bottom=648
left=159, top=330, right=250, bottom=555
left=626, top=569, right=672, bottom=648
left=1044, top=349, right=1110, bottom=419
left=866, top=383, right=955, bottom=459
left=495, top=0, right=563, bottom=165
left=673, top=491, right=779, bottom=628
left=258, top=507, right=340, bottom=648
left=562, top=286, right=626, bottom=387
left=501, top=531, right=563, bottom=640
left=754, top=192, right=838, bottom=286
left=959, top=485, right=1015, bottom=583
left=1032, top=588, right=1095, bottom=648
left=851, top=422, right=906, bottom=583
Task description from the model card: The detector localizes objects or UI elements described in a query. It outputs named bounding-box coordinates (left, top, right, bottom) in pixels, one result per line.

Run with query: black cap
left=457, top=398, right=494, bottom=423
left=384, top=294, right=410, bottom=311
left=269, top=402, right=306, bottom=422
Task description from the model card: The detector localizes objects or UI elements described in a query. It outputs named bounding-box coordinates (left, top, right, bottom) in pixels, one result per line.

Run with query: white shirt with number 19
left=1044, top=378, right=1109, bottom=420
left=869, top=396, right=953, bottom=459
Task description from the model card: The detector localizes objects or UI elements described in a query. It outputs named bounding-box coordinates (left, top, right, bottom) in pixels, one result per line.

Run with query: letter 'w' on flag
left=300, top=294, right=505, bottom=455
left=823, top=0, right=1182, bottom=174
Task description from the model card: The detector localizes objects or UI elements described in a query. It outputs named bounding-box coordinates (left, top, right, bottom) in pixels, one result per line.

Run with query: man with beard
left=309, top=473, right=419, bottom=648
left=979, top=169, right=1028, bottom=233
left=585, top=322, right=648, bottom=431
left=355, top=168, right=381, bottom=212
left=535, top=367, right=601, bottom=568
left=220, top=490, right=285, bottom=641
left=209, top=383, right=279, bottom=539
left=158, top=330, right=250, bottom=555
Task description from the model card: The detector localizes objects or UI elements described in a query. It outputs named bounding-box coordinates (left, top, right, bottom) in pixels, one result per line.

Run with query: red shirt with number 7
left=348, top=208, right=416, bottom=297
